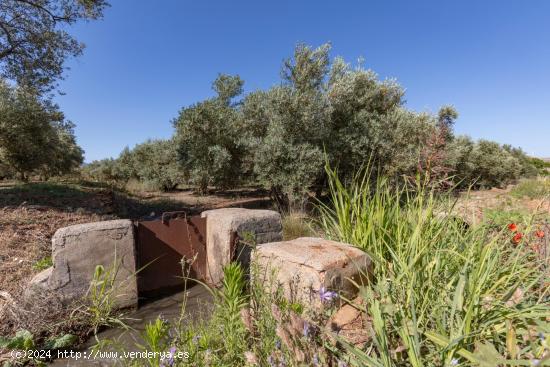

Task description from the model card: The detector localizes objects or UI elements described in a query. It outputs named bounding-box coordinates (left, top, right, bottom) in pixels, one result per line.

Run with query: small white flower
left=450, top=358, right=459, bottom=366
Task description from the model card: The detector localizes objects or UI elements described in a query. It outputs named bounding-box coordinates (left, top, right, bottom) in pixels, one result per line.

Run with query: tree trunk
left=270, top=186, right=289, bottom=213
left=19, top=171, right=28, bottom=182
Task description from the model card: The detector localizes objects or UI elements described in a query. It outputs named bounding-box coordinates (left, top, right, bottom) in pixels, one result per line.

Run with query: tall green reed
left=318, top=164, right=550, bottom=366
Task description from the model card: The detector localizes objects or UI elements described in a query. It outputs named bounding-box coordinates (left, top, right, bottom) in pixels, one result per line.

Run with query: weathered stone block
left=252, top=237, right=371, bottom=310
left=201, top=208, right=282, bottom=285
left=30, top=220, right=137, bottom=308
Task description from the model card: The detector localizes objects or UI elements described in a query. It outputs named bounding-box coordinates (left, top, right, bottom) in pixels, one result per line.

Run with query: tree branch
left=0, top=22, right=16, bottom=59
left=13, top=0, right=73, bottom=23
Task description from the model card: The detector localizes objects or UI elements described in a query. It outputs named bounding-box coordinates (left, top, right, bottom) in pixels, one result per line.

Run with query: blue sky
left=56, top=0, right=550, bottom=162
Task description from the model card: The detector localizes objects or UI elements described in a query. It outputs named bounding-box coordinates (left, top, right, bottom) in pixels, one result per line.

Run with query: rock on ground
left=252, top=237, right=372, bottom=310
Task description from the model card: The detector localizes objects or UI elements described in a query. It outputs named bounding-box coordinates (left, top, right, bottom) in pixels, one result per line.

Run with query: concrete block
left=31, top=220, right=138, bottom=308
left=252, top=237, right=371, bottom=310
left=201, top=208, right=282, bottom=285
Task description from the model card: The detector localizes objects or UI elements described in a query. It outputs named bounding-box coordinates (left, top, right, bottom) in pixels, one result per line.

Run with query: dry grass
left=282, top=212, right=316, bottom=240
left=0, top=182, right=136, bottom=339
left=0, top=289, right=90, bottom=343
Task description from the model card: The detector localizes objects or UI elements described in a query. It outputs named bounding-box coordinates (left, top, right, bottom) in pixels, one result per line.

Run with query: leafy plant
left=139, top=317, right=170, bottom=367
left=212, top=262, right=249, bottom=365
left=0, top=329, right=34, bottom=350
left=43, top=334, right=78, bottom=350
left=76, top=262, right=129, bottom=338
left=32, top=256, right=52, bottom=271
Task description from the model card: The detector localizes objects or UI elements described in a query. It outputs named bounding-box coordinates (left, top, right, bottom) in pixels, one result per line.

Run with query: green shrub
left=126, top=139, right=184, bottom=191
left=446, top=137, right=538, bottom=189
left=81, top=158, right=124, bottom=185
left=530, top=157, right=550, bottom=176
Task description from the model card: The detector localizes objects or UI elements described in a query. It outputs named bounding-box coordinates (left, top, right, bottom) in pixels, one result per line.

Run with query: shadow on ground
left=0, top=181, right=200, bottom=220
left=0, top=180, right=275, bottom=221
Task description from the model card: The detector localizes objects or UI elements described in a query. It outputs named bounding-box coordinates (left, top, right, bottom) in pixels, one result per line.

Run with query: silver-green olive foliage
left=173, top=74, right=250, bottom=193
left=82, top=139, right=184, bottom=192
left=169, top=43, right=537, bottom=199
left=123, top=139, right=184, bottom=191
left=85, top=43, right=536, bottom=196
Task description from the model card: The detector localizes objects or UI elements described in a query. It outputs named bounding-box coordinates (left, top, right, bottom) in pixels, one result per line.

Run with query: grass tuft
left=282, top=212, right=314, bottom=240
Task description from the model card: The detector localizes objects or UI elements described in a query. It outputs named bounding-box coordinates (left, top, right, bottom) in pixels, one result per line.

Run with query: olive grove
left=86, top=43, right=539, bottom=207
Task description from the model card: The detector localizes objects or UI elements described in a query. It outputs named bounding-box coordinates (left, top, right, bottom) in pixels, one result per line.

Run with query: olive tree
left=83, top=140, right=184, bottom=191
left=446, top=137, right=536, bottom=188
left=126, top=139, right=183, bottom=191
left=247, top=44, right=331, bottom=208
left=81, top=158, right=120, bottom=183
left=0, top=81, right=83, bottom=180
left=247, top=44, right=443, bottom=207
left=173, top=74, right=250, bottom=192
left=38, top=120, right=84, bottom=179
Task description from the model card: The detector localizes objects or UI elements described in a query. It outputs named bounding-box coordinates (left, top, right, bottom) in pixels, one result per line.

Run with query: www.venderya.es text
left=11, top=349, right=189, bottom=361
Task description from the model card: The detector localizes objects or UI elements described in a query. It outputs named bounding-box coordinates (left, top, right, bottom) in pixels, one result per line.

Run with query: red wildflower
left=535, top=230, right=545, bottom=239
left=508, top=223, right=518, bottom=232
left=512, top=232, right=523, bottom=245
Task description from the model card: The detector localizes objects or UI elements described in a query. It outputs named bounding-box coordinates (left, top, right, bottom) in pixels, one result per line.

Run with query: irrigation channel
left=50, top=285, right=213, bottom=366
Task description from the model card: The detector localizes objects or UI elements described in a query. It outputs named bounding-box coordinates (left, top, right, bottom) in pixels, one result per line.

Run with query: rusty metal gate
left=135, top=211, right=207, bottom=300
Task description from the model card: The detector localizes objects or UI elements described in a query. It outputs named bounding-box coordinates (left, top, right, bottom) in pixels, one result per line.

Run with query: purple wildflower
left=160, top=346, right=176, bottom=367
left=302, top=321, right=310, bottom=337
left=275, top=339, right=281, bottom=349
left=337, top=360, right=348, bottom=367
left=319, top=287, right=338, bottom=303
left=313, top=353, right=320, bottom=367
